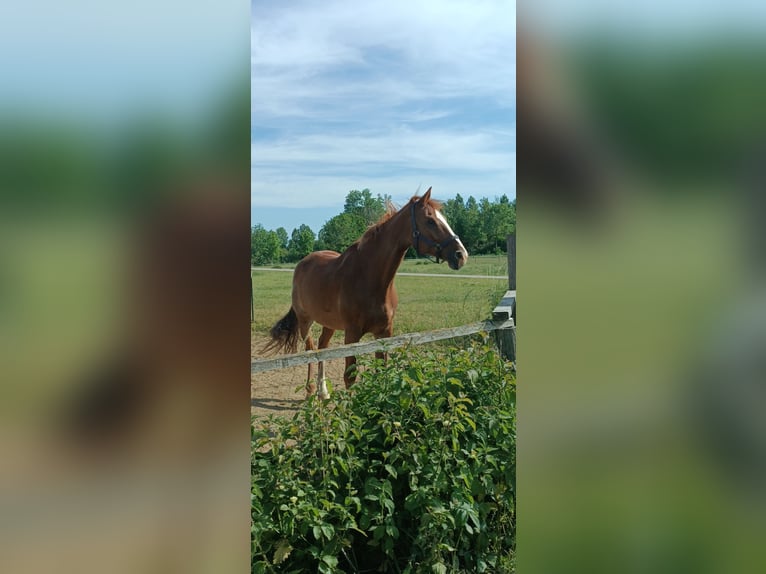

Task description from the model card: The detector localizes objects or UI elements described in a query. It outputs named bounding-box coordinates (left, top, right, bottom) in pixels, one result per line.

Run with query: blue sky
left=1, top=1, right=246, bottom=123
left=251, top=0, right=516, bottom=232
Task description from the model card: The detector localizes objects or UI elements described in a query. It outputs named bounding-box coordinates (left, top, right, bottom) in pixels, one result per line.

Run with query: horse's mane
left=356, top=194, right=442, bottom=249
left=356, top=201, right=397, bottom=248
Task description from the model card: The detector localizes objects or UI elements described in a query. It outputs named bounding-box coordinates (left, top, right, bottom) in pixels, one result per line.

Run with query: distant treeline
left=252, top=189, right=516, bottom=265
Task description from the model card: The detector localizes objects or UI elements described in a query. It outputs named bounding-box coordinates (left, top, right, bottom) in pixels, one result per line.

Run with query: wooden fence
left=251, top=315, right=514, bottom=374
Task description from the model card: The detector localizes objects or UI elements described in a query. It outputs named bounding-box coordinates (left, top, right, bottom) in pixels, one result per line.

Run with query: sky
left=251, top=0, right=516, bottom=233
left=1, top=1, right=247, bottom=123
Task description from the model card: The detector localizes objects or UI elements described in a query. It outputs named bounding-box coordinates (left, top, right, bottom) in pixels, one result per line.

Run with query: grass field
left=256, top=253, right=508, bottom=277
left=251, top=254, right=509, bottom=349
left=398, top=253, right=507, bottom=275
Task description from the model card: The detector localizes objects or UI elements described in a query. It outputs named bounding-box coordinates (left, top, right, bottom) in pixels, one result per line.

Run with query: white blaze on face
left=435, top=209, right=468, bottom=256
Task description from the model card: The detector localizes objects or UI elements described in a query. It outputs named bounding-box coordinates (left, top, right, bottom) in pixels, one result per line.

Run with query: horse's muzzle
left=448, top=250, right=467, bottom=270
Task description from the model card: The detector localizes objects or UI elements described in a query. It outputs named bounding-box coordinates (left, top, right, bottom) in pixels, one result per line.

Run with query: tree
left=253, top=190, right=516, bottom=262
left=287, top=224, right=316, bottom=262
left=275, top=227, right=289, bottom=261
left=461, top=196, right=485, bottom=255
left=443, top=193, right=467, bottom=242
left=317, top=212, right=367, bottom=253
left=275, top=227, right=288, bottom=249
left=343, top=188, right=387, bottom=226
left=482, top=195, right=516, bottom=253
left=251, top=224, right=281, bottom=265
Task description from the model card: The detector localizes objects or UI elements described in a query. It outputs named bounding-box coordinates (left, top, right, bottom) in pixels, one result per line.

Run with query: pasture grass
left=251, top=268, right=508, bottom=349
left=398, top=253, right=507, bottom=276
left=254, top=253, right=508, bottom=277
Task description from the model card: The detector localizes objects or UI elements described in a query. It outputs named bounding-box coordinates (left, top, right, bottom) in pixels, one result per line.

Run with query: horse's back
left=301, top=250, right=341, bottom=262
left=294, top=250, right=341, bottom=277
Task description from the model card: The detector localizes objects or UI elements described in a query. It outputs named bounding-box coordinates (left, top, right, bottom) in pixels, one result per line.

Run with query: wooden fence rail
left=252, top=318, right=514, bottom=374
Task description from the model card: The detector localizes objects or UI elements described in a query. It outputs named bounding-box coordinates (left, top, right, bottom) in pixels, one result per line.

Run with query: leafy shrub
left=252, top=335, right=516, bottom=573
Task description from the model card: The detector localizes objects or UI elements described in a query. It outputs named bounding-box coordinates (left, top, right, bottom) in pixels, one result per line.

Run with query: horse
left=263, top=187, right=468, bottom=398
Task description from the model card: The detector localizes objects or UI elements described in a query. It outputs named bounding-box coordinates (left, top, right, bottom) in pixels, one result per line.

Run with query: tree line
left=251, top=188, right=516, bottom=265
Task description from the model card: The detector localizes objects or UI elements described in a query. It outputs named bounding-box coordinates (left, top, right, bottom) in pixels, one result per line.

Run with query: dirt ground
left=251, top=336, right=347, bottom=419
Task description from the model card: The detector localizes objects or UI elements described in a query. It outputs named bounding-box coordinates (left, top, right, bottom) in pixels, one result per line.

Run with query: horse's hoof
left=318, top=392, right=330, bottom=400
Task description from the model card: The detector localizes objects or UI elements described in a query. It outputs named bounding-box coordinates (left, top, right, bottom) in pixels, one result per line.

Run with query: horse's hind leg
left=316, top=327, right=335, bottom=399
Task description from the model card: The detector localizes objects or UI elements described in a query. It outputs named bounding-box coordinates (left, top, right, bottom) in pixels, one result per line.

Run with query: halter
left=410, top=201, right=459, bottom=264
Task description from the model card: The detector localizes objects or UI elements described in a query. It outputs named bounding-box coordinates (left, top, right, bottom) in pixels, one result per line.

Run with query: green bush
left=252, top=336, right=515, bottom=573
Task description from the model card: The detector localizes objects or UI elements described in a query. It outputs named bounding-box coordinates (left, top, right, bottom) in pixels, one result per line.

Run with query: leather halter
left=410, top=201, right=458, bottom=263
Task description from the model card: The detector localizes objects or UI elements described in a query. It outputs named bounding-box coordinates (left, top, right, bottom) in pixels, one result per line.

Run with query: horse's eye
left=427, top=218, right=436, bottom=227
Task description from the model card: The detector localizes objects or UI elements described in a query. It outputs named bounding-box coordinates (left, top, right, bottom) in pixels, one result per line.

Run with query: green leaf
left=321, top=554, right=339, bottom=567
left=432, top=563, right=447, bottom=574
left=272, top=539, right=293, bottom=564
left=321, top=524, right=334, bottom=540
left=345, top=495, right=361, bottom=512
left=385, top=523, right=399, bottom=539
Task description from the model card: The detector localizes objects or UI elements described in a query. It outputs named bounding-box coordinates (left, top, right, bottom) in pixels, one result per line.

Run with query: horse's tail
left=261, top=307, right=300, bottom=355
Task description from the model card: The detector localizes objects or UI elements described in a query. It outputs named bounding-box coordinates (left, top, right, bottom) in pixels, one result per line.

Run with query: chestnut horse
left=264, top=187, right=468, bottom=398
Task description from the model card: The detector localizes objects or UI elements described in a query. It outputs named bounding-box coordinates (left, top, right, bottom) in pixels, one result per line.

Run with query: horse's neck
left=358, top=207, right=411, bottom=291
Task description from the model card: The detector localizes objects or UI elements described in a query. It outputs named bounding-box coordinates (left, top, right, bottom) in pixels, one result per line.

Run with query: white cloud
left=251, top=0, right=516, bottom=211
left=252, top=0, right=515, bottom=119
left=253, top=128, right=513, bottom=173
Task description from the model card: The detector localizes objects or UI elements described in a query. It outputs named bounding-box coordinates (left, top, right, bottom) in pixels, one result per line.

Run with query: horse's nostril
left=456, top=251, right=464, bottom=259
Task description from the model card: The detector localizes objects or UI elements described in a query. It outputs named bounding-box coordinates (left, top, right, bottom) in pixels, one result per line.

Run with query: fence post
left=507, top=233, right=516, bottom=291
left=491, top=289, right=516, bottom=363
left=493, top=325, right=516, bottom=362
left=494, top=233, right=516, bottom=362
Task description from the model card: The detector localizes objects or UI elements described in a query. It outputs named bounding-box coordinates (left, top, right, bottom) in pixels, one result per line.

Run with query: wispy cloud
left=251, top=0, right=516, bottom=222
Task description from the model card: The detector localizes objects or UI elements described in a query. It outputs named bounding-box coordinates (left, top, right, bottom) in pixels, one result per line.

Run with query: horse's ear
left=421, top=187, right=432, bottom=203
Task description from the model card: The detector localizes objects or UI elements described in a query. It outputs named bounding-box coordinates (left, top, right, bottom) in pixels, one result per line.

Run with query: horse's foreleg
left=343, top=328, right=362, bottom=388
left=374, top=325, right=393, bottom=363
left=304, top=332, right=316, bottom=397
left=316, top=327, right=335, bottom=399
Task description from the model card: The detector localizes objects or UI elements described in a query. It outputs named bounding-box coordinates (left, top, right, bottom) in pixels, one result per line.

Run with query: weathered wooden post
left=491, top=233, right=516, bottom=362
left=492, top=293, right=516, bottom=362
left=507, top=232, right=516, bottom=292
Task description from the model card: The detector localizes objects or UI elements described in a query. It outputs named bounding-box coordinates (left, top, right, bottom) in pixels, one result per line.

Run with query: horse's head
left=410, top=187, right=469, bottom=270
